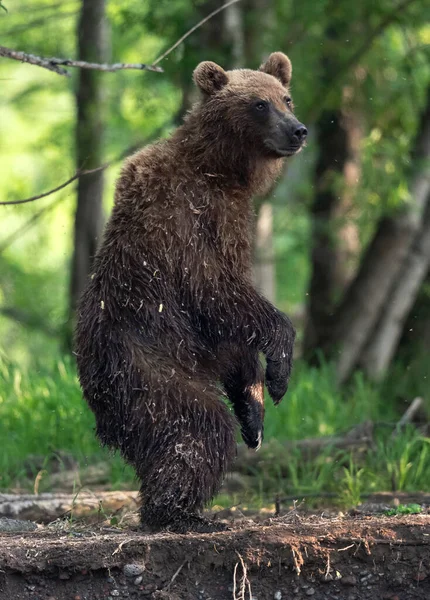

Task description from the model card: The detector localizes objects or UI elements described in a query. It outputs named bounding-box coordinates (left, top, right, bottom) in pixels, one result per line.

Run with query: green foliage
left=384, top=503, right=422, bottom=516
left=0, top=353, right=135, bottom=491
left=1, top=352, right=429, bottom=505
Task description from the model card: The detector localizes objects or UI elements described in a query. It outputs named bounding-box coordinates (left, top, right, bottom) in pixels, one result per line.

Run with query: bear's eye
left=254, top=101, right=268, bottom=112
left=284, top=97, right=293, bottom=109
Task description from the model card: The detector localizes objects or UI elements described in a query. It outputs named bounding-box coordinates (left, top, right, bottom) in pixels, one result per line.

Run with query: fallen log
left=0, top=490, right=139, bottom=523
left=235, top=420, right=375, bottom=472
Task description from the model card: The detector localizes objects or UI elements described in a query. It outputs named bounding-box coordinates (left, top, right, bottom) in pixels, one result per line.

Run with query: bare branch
left=0, top=0, right=241, bottom=77
left=0, top=165, right=107, bottom=206
left=151, top=0, right=241, bottom=67
left=0, top=194, right=68, bottom=254
left=0, top=45, right=163, bottom=77
left=0, top=46, right=70, bottom=76
left=0, top=114, right=177, bottom=208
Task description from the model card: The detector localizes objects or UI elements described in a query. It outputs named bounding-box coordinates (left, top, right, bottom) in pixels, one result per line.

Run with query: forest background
left=1, top=0, right=429, bottom=506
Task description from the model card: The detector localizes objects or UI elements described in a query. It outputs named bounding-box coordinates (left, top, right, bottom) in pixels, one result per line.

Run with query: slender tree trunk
left=242, top=0, right=277, bottom=302
left=360, top=196, right=430, bottom=379
left=303, top=109, right=349, bottom=354
left=333, top=101, right=363, bottom=289
left=69, top=0, right=108, bottom=329
left=224, top=0, right=245, bottom=68
left=330, top=87, right=430, bottom=383
left=253, top=202, right=276, bottom=303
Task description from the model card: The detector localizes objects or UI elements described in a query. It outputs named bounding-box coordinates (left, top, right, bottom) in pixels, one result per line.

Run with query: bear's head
left=193, top=52, right=307, bottom=159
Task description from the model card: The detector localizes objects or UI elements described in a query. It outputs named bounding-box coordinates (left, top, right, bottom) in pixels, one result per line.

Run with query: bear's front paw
left=241, top=422, right=263, bottom=451
left=265, top=359, right=289, bottom=405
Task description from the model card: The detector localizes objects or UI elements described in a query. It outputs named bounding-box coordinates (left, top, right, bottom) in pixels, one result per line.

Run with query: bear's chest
left=193, top=203, right=252, bottom=268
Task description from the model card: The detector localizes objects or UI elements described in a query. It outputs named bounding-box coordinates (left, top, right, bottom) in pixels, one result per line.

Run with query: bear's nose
left=293, top=124, right=308, bottom=143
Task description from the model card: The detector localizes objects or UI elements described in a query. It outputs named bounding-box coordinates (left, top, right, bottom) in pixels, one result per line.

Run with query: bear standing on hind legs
left=75, top=52, right=307, bottom=533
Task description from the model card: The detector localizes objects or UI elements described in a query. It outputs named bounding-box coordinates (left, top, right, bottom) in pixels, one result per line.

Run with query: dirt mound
left=0, top=514, right=429, bottom=600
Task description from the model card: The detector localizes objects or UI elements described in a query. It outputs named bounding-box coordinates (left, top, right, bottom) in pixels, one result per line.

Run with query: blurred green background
left=0, top=0, right=429, bottom=505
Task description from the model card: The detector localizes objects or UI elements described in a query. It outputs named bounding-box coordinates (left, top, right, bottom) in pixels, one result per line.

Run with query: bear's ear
left=193, top=61, right=228, bottom=95
left=259, top=52, right=292, bottom=87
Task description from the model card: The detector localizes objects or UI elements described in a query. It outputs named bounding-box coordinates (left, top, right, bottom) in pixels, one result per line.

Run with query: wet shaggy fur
left=76, top=53, right=305, bottom=533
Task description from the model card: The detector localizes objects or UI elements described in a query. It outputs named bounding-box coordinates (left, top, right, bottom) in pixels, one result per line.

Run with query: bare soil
left=1, top=513, right=429, bottom=600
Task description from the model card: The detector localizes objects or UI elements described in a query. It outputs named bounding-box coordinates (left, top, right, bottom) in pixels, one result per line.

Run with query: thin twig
left=0, top=194, right=68, bottom=254
left=111, top=538, right=134, bottom=556
left=0, top=1, right=241, bottom=76
left=152, top=0, right=241, bottom=66
left=233, top=552, right=252, bottom=600
left=0, top=45, right=163, bottom=76
left=392, top=397, right=423, bottom=438
left=48, top=57, right=163, bottom=73
left=0, top=164, right=107, bottom=206
left=0, top=116, right=175, bottom=208
left=165, top=560, right=187, bottom=591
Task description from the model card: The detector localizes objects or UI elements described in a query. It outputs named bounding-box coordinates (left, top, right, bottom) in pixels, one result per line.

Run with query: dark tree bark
left=69, top=0, right=108, bottom=331
left=303, top=109, right=349, bottom=354
left=401, top=271, right=430, bottom=353
left=329, top=86, right=430, bottom=383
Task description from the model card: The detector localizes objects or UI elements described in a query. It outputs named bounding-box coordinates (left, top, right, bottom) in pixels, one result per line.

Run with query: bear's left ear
left=193, top=61, right=228, bottom=95
left=259, top=52, right=292, bottom=87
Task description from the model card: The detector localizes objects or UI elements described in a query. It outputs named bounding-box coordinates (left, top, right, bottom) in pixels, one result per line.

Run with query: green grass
left=0, top=352, right=429, bottom=506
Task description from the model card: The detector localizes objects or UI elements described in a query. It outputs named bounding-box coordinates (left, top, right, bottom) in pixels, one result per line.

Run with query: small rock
left=107, top=577, right=115, bottom=583
left=274, top=592, right=282, bottom=600
left=123, top=564, right=145, bottom=578
left=341, top=575, right=357, bottom=586
left=111, top=591, right=120, bottom=597
left=0, top=517, right=37, bottom=533
left=134, top=576, right=143, bottom=586
left=306, top=589, right=315, bottom=596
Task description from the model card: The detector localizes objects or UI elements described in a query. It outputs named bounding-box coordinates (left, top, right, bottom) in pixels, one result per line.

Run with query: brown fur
left=75, top=53, right=305, bottom=532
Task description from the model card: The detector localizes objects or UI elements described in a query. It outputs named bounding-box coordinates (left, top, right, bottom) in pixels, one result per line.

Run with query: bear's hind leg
left=136, top=377, right=236, bottom=532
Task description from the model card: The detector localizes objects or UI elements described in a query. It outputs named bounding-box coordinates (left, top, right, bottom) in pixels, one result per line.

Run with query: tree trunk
left=223, top=0, right=245, bottom=68
left=333, top=100, right=363, bottom=290
left=69, top=0, right=108, bottom=330
left=330, top=87, right=430, bottom=383
left=253, top=202, right=276, bottom=303
left=360, top=196, right=430, bottom=379
left=401, top=271, right=430, bottom=353
left=303, top=109, right=349, bottom=354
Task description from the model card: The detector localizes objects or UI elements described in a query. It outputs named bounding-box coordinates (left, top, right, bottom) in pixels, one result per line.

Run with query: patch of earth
left=0, top=513, right=429, bottom=600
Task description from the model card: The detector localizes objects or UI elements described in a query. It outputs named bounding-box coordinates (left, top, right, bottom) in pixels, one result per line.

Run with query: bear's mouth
left=264, top=140, right=304, bottom=157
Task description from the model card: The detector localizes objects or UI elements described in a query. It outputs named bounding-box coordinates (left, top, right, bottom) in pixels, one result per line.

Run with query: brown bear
left=75, top=52, right=307, bottom=533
